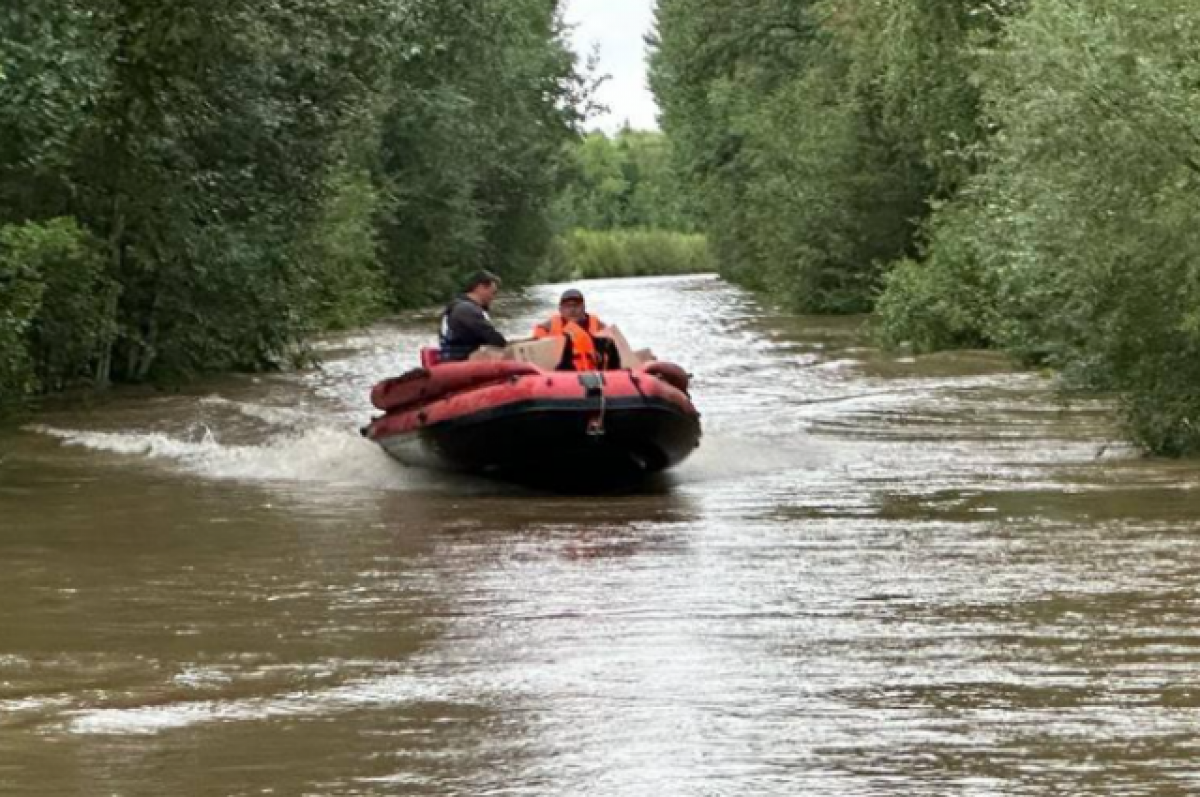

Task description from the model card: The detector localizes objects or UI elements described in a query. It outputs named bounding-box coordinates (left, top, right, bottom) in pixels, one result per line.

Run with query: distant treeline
left=652, top=0, right=1200, bottom=455
left=546, top=128, right=712, bottom=280
left=552, top=129, right=697, bottom=234
left=0, top=0, right=582, bottom=409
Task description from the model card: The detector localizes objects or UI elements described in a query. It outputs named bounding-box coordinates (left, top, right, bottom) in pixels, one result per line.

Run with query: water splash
left=28, top=424, right=411, bottom=490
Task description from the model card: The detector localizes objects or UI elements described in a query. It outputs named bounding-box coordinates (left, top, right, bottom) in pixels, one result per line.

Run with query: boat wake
left=669, top=429, right=838, bottom=486
left=26, top=421, right=417, bottom=491
left=198, top=394, right=334, bottom=429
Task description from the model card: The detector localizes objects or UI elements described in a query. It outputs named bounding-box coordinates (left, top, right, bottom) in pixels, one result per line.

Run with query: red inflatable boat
left=363, top=349, right=701, bottom=484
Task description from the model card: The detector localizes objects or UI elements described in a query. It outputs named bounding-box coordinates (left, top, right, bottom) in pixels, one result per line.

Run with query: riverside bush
left=873, top=201, right=1002, bottom=354
left=0, top=218, right=117, bottom=410
left=899, top=0, right=1200, bottom=455
left=298, top=168, right=388, bottom=332
left=0, top=237, right=42, bottom=411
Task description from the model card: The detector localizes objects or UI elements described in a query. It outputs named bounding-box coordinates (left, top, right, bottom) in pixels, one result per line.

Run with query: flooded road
left=3, top=275, right=1200, bottom=796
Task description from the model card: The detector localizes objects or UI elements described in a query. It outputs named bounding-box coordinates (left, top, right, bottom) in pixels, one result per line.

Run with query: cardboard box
left=469, top=337, right=564, bottom=370
left=468, top=327, right=653, bottom=370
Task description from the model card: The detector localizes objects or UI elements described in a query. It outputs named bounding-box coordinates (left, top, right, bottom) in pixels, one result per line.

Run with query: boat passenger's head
left=465, top=270, right=502, bottom=308
left=559, top=288, right=586, bottom=322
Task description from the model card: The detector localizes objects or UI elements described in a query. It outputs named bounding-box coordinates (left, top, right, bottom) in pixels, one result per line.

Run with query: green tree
left=0, top=219, right=116, bottom=403
left=377, top=0, right=582, bottom=307
left=1, top=0, right=586, bottom=409
left=553, top=128, right=698, bottom=233
left=650, top=0, right=998, bottom=311
left=879, top=0, right=1200, bottom=455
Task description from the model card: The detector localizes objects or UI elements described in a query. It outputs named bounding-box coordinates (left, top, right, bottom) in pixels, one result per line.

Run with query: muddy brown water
left=3, top=275, right=1200, bottom=796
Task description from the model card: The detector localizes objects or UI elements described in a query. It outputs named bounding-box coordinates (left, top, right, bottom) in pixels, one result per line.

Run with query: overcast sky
left=563, top=0, right=660, bottom=132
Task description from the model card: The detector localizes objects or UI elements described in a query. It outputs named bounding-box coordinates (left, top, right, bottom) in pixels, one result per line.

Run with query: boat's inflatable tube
left=369, top=365, right=698, bottom=439
left=364, top=360, right=702, bottom=482
left=642, top=361, right=691, bottom=394
left=371, top=360, right=540, bottom=412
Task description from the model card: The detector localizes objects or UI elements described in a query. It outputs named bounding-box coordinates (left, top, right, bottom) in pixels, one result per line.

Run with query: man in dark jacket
left=439, top=270, right=507, bottom=361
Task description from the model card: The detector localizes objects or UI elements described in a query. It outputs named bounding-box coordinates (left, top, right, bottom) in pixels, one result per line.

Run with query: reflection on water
left=3, top=275, right=1200, bottom=796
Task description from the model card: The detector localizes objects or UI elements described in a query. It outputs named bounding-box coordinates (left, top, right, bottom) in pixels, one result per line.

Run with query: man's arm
left=482, top=326, right=507, bottom=347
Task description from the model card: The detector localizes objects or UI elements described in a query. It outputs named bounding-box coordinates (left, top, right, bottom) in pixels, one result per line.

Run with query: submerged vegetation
left=0, top=0, right=582, bottom=410
left=652, top=0, right=1200, bottom=456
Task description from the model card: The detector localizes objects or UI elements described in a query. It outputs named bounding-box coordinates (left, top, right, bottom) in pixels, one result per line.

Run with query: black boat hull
left=375, top=397, right=701, bottom=485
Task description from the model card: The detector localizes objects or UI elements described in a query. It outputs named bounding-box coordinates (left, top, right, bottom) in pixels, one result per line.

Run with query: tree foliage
left=655, top=0, right=1200, bottom=455
left=552, top=128, right=698, bottom=233
left=377, top=0, right=582, bottom=307
left=649, top=0, right=993, bottom=311
left=887, top=0, right=1200, bottom=455
left=0, top=0, right=583, bottom=409
left=0, top=219, right=115, bottom=405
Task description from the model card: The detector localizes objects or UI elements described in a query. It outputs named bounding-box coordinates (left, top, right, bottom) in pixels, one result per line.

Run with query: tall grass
left=542, top=229, right=715, bottom=281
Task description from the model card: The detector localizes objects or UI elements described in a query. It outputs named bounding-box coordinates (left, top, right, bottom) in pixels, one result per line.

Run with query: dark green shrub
left=298, top=168, right=388, bottom=332
left=0, top=219, right=117, bottom=405
left=0, top=239, right=42, bottom=411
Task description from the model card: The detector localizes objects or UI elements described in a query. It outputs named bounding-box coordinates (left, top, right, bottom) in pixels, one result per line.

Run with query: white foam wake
left=199, top=395, right=328, bottom=428
left=28, top=424, right=410, bottom=490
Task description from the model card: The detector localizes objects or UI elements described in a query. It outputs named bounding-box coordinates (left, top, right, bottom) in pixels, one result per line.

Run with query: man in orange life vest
left=532, top=289, right=621, bottom=372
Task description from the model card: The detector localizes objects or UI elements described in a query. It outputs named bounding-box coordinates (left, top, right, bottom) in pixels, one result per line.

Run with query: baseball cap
left=559, top=289, right=584, bottom=302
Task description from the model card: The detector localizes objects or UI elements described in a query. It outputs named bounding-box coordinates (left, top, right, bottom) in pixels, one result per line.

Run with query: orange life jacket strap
left=544, top=314, right=604, bottom=370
